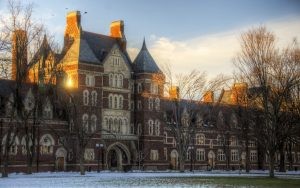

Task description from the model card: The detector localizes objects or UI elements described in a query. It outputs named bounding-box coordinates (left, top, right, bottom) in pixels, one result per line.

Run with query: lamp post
left=96, top=143, right=100, bottom=173
left=100, top=144, right=104, bottom=171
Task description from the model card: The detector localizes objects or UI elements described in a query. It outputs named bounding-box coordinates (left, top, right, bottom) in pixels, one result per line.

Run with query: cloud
left=128, top=16, right=300, bottom=79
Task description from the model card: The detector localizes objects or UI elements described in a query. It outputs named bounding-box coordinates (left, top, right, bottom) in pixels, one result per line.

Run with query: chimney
left=231, top=82, right=248, bottom=105
left=169, top=86, right=179, bottom=99
left=64, top=11, right=81, bottom=47
left=110, top=20, right=127, bottom=51
left=11, top=30, right=28, bottom=81
left=203, top=91, right=214, bottom=103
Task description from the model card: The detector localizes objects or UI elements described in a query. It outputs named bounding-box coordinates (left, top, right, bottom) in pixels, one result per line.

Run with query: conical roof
left=133, top=39, right=161, bottom=73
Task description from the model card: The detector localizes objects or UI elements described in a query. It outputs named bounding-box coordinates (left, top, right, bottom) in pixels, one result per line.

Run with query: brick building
left=0, top=11, right=299, bottom=173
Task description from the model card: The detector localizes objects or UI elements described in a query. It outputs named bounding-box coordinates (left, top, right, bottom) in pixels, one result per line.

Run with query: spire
left=142, top=37, right=146, bottom=50
left=133, top=38, right=161, bottom=73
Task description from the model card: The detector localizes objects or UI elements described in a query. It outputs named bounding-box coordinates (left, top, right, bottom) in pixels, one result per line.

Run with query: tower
left=133, top=39, right=166, bottom=169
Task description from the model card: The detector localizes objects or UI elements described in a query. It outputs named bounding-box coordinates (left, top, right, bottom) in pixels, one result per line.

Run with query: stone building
left=0, top=11, right=299, bottom=173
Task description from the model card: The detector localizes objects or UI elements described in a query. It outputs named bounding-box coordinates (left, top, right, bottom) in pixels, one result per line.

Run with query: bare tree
left=163, top=64, right=229, bottom=172
left=0, top=0, right=48, bottom=177
left=234, top=26, right=300, bottom=177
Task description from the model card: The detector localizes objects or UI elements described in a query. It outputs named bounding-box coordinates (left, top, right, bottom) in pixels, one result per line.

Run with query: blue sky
left=1, top=0, right=300, bottom=77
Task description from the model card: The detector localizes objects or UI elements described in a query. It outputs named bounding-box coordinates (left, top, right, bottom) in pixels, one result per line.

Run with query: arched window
left=118, top=74, right=123, bottom=88
left=109, top=95, right=113, bottom=108
left=119, top=95, right=123, bottom=109
left=114, top=75, right=118, bottom=87
left=109, top=74, right=113, bottom=86
left=148, top=119, right=154, bottom=135
left=91, top=91, right=97, bottom=106
left=148, top=97, right=153, bottom=110
left=82, top=114, right=89, bottom=132
left=83, top=90, right=89, bottom=105
left=2, top=134, right=19, bottom=155
left=114, top=95, right=118, bottom=109
left=40, top=134, right=54, bottom=155
left=155, top=98, right=160, bottom=110
left=21, top=135, right=35, bottom=155
left=155, top=120, right=160, bottom=136
left=163, top=132, right=167, bottom=144
left=90, top=115, right=97, bottom=133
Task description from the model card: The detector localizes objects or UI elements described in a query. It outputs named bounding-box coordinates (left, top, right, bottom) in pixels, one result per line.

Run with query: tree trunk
left=245, top=141, right=250, bottom=173
left=179, top=157, right=185, bottom=172
left=1, top=152, right=9, bottom=178
left=79, top=150, right=85, bottom=175
left=279, top=148, right=286, bottom=172
left=269, top=152, right=275, bottom=178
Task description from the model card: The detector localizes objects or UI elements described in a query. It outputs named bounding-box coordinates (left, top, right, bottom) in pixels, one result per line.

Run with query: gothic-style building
left=0, top=11, right=299, bottom=173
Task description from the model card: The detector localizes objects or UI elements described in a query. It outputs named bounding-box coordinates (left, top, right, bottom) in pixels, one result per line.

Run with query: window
left=2, top=134, right=19, bottom=155
left=83, top=90, right=89, bottom=105
left=118, top=74, right=123, bottom=88
left=217, top=135, right=224, bottom=146
left=137, top=100, right=142, bottom=110
left=137, top=123, right=142, bottom=136
left=196, top=149, right=205, bottom=161
left=91, top=91, right=97, bottom=106
left=150, top=150, right=159, bottom=161
left=164, top=148, right=167, bottom=160
left=90, top=115, right=97, bottom=133
left=148, top=119, right=154, bottom=135
left=196, top=134, right=205, bottom=145
left=249, top=140, right=256, bottom=147
left=84, top=149, right=95, bottom=161
left=230, top=136, right=238, bottom=146
left=119, top=95, right=123, bottom=109
left=155, top=120, right=160, bottom=136
left=69, top=119, right=74, bottom=132
left=114, top=96, right=118, bottom=109
left=85, top=75, right=95, bottom=87
left=40, top=134, right=54, bottom=155
left=148, top=97, right=153, bottom=110
left=151, top=83, right=158, bottom=94
left=217, top=150, right=226, bottom=161
left=109, top=95, right=113, bottom=108
left=118, top=119, right=122, bottom=133
left=114, top=75, right=118, bottom=87
left=82, top=114, right=89, bottom=132
left=186, top=149, right=191, bottom=161
left=109, top=74, right=113, bottom=86
left=155, top=98, right=160, bottom=110
left=231, top=150, right=239, bottom=161
left=250, top=150, right=257, bottom=162
left=137, top=83, right=142, bottom=93
left=163, top=132, right=167, bottom=144
left=298, top=152, right=300, bottom=162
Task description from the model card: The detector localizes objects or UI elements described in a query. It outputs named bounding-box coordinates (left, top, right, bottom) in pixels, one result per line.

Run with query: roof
left=77, top=31, right=132, bottom=65
left=133, top=39, right=161, bottom=73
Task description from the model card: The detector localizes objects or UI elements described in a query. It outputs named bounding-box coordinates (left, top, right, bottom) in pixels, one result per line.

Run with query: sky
left=1, top=0, right=300, bottom=78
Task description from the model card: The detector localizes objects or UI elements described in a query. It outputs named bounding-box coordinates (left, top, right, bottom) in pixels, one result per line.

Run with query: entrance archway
left=55, top=147, right=67, bottom=171
left=208, top=150, right=215, bottom=169
left=106, top=142, right=131, bottom=171
left=170, top=150, right=178, bottom=170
